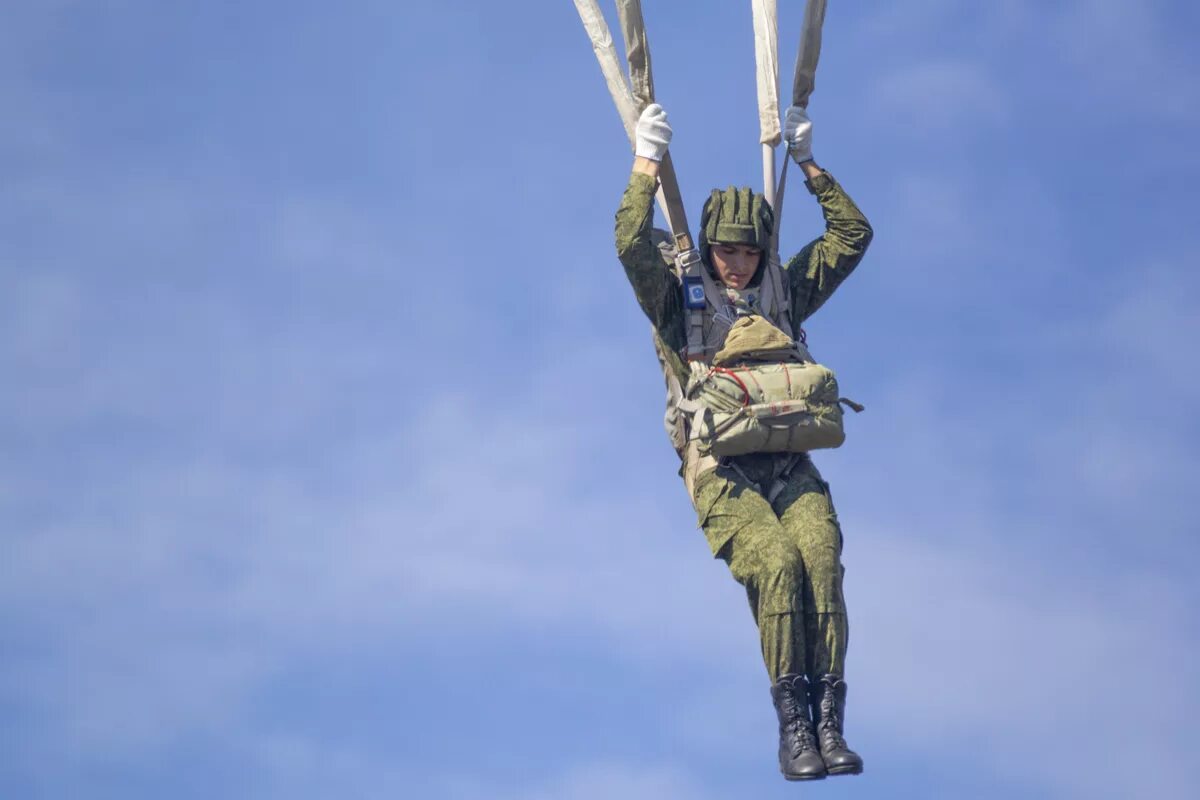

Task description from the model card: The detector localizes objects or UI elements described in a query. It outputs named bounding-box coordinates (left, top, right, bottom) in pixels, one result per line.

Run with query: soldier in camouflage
left=614, top=103, right=873, bottom=781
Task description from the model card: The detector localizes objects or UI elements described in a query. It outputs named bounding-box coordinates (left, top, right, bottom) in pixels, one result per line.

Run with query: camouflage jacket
left=613, top=170, right=873, bottom=360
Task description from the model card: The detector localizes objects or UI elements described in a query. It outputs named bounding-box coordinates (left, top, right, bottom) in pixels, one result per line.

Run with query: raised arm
left=613, top=106, right=684, bottom=351
left=780, top=107, right=873, bottom=325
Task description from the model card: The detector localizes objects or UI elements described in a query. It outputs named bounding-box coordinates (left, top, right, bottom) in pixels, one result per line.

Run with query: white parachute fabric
left=792, top=0, right=827, bottom=109
left=750, top=0, right=789, bottom=301
left=751, top=0, right=782, bottom=146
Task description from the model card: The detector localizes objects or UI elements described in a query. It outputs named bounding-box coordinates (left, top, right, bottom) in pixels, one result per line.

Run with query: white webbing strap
left=767, top=453, right=804, bottom=504
left=615, top=0, right=654, bottom=108
left=751, top=0, right=781, bottom=210
left=768, top=0, right=828, bottom=251
left=772, top=155, right=790, bottom=254
left=751, top=0, right=782, bottom=147
left=792, top=0, right=828, bottom=111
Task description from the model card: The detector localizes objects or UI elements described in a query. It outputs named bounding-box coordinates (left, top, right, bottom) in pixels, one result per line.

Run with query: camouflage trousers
left=692, top=454, right=848, bottom=684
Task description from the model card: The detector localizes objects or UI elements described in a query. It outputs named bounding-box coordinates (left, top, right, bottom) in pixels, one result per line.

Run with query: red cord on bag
left=710, top=367, right=752, bottom=406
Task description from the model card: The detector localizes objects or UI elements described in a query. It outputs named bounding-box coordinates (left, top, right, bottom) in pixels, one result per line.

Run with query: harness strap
left=767, top=453, right=805, bottom=505
left=839, top=397, right=866, bottom=414
left=717, top=452, right=800, bottom=505
left=678, top=231, right=708, bottom=362
left=772, top=146, right=790, bottom=255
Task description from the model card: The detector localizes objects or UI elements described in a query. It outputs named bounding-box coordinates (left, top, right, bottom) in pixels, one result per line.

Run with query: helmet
left=698, top=186, right=774, bottom=270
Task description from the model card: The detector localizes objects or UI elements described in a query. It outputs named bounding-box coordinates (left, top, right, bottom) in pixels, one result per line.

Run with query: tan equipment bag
left=681, top=315, right=857, bottom=457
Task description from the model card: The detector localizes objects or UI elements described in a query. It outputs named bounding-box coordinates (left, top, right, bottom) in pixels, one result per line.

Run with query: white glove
left=635, top=103, right=672, bottom=162
left=783, top=105, right=814, bottom=164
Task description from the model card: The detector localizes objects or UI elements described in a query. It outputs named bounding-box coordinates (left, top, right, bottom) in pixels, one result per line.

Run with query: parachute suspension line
left=768, top=0, right=825, bottom=251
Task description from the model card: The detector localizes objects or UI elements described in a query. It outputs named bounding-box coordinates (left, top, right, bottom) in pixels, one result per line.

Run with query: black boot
left=808, top=674, right=864, bottom=775
left=770, top=674, right=826, bottom=781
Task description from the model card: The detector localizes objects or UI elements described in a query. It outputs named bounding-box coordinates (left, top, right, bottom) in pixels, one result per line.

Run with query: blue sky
left=2, top=1, right=1198, bottom=798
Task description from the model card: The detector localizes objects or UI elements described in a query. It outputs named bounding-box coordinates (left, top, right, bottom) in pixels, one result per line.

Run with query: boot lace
left=817, top=694, right=848, bottom=749
left=775, top=678, right=819, bottom=756
left=785, top=719, right=819, bottom=756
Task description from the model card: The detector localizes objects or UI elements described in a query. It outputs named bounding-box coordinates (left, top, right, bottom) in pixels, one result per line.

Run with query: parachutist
left=578, top=0, right=869, bottom=781
left=615, top=102, right=871, bottom=781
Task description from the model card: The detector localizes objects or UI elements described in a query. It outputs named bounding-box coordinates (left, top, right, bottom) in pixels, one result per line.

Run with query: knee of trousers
left=741, top=545, right=805, bottom=618
left=803, top=553, right=848, bottom=615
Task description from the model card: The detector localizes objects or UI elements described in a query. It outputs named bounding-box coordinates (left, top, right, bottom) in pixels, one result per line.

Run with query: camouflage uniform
left=614, top=170, right=872, bottom=684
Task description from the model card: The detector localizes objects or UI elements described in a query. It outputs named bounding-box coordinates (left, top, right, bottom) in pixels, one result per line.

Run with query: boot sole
left=783, top=773, right=827, bottom=781
left=826, top=765, right=863, bottom=776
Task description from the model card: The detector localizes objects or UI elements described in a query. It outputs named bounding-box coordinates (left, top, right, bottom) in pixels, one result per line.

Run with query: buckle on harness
left=675, top=247, right=702, bottom=273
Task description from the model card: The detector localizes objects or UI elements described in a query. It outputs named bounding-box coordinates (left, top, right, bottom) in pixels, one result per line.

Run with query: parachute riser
left=755, top=0, right=827, bottom=250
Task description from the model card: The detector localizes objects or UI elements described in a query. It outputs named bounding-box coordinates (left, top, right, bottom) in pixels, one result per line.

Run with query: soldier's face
left=709, top=243, right=762, bottom=290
